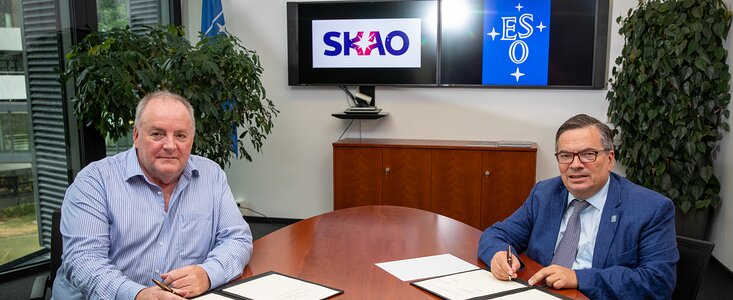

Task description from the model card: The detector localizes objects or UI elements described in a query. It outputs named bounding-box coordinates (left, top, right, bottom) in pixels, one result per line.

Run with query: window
left=0, top=0, right=177, bottom=274
left=0, top=0, right=39, bottom=268
left=97, top=0, right=129, bottom=31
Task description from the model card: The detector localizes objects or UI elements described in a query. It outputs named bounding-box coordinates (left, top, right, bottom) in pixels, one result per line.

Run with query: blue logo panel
left=482, top=0, right=551, bottom=85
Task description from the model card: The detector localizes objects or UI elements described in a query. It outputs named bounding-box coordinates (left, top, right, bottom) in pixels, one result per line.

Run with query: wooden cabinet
left=480, top=151, right=537, bottom=230
left=382, top=148, right=431, bottom=210
left=333, top=139, right=537, bottom=229
left=430, top=149, right=482, bottom=228
left=333, top=146, right=383, bottom=208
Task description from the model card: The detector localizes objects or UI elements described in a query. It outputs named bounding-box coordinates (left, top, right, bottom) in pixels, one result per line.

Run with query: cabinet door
left=430, top=149, right=482, bottom=228
left=333, top=147, right=383, bottom=209
left=480, top=151, right=537, bottom=230
left=382, top=148, right=431, bottom=210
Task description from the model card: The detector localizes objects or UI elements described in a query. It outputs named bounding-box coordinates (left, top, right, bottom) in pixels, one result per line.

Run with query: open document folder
left=411, top=269, right=570, bottom=300
left=195, top=271, right=342, bottom=300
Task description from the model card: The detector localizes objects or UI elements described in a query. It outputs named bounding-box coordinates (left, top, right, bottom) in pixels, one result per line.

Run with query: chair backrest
left=49, top=209, right=62, bottom=285
left=673, top=235, right=714, bottom=300
left=30, top=209, right=63, bottom=300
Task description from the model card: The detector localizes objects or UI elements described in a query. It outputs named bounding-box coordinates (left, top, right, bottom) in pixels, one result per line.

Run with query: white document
left=412, top=269, right=528, bottom=300
left=494, top=288, right=563, bottom=299
left=221, top=272, right=341, bottom=300
left=375, top=253, right=478, bottom=281
left=194, top=293, right=237, bottom=300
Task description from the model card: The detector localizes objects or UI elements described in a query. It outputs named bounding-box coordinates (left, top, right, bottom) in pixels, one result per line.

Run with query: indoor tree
left=63, top=25, right=278, bottom=167
left=607, top=0, right=731, bottom=237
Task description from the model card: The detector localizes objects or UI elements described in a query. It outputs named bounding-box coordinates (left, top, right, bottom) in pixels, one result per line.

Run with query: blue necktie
left=551, top=199, right=590, bottom=268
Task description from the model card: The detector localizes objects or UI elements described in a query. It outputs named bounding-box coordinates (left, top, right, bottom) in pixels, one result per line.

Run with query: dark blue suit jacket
left=478, top=173, right=678, bottom=299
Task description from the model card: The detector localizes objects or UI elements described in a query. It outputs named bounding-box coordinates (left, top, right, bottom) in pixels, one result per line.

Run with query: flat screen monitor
left=440, top=0, right=609, bottom=88
left=287, top=0, right=439, bottom=86
left=287, top=0, right=610, bottom=89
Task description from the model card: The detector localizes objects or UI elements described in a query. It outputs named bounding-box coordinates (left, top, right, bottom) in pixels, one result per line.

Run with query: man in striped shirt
left=52, top=91, right=253, bottom=299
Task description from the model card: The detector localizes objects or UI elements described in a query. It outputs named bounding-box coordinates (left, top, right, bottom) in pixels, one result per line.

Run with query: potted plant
left=607, top=0, right=731, bottom=239
left=62, top=25, right=278, bottom=167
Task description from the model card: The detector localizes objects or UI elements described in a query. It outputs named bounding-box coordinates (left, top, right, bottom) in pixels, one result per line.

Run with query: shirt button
left=156, top=269, right=160, bottom=273
left=157, top=191, right=162, bottom=196
left=159, top=242, right=163, bottom=246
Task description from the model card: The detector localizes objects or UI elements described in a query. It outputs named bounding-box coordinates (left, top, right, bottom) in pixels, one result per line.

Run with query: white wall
left=187, top=0, right=733, bottom=270
left=710, top=0, right=733, bottom=274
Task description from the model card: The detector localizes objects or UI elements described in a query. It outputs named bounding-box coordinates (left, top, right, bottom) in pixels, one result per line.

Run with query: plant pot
left=675, top=207, right=711, bottom=240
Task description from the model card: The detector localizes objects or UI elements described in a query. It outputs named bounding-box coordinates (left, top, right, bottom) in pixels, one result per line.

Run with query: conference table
left=240, top=205, right=588, bottom=299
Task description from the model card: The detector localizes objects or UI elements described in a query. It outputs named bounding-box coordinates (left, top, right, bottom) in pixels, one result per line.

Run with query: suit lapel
left=592, top=174, right=621, bottom=268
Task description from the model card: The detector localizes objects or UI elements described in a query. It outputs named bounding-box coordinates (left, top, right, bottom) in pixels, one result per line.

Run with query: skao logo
left=312, top=18, right=422, bottom=68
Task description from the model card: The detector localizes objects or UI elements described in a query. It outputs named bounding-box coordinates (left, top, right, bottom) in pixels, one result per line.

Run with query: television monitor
left=287, top=0, right=610, bottom=89
left=287, top=0, right=439, bottom=86
left=440, top=0, right=610, bottom=88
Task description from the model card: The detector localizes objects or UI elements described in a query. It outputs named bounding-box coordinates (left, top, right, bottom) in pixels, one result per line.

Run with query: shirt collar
left=566, top=175, right=611, bottom=212
left=124, top=148, right=199, bottom=182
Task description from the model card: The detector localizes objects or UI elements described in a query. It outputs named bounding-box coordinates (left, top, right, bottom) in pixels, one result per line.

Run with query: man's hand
left=134, top=286, right=188, bottom=300
left=490, top=251, right=519, bottom=280
left=528, top=264, right=578, bottom=289
left=161, top=265, right=211, bottom=297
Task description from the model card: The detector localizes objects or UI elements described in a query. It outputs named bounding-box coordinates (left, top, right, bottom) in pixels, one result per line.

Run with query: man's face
left=133, top=96, right=194, bottom=185
left=556, top=126, right=614, bottom=199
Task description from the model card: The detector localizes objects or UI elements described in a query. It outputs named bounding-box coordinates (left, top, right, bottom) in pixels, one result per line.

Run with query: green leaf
left=649, top=148, right=661, bottom=164
left=660, top=173, right=672, bottom=190
left=680, top=201, right=692, bottom=213
left=700, top=165, right=713, bottom=181
left=655, top=161, right=667, bottom=175
left=695, top=199, right=711, bottom=209
left=690, top=7, right=703, bottom=19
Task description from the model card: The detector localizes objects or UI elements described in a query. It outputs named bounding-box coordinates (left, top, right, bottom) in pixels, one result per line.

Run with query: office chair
left=672, top=235, right=714, bottom=300
left=30, top=209, right=62, bottom=300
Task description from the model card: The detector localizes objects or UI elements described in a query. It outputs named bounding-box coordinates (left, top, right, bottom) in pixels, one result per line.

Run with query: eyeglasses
left=554, top=149, right=609, bottom=164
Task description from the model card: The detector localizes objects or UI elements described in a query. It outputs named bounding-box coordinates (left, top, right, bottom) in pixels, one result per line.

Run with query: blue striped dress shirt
left=52, top=148, right=252, bottom=299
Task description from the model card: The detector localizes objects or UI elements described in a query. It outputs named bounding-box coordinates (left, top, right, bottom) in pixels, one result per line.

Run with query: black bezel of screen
left=287, top=0, right=439, bottom=86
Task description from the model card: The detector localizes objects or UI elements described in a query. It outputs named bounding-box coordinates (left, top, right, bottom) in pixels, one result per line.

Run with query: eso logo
left=500, top=14, right=535, bottom=64
left=483, top=0, right=550, bottom=84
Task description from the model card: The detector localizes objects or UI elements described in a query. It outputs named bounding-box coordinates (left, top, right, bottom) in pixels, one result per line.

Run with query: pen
left=152, top=278, right=176, bottom=294
left=507, top=244, right=513, bottom=269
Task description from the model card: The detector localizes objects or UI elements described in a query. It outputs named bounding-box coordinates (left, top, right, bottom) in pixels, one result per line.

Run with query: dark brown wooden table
left=240, top=205, right=588, bottom=299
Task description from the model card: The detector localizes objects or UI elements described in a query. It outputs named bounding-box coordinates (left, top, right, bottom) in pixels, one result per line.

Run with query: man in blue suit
left=478, top=114, right=678, bottom=299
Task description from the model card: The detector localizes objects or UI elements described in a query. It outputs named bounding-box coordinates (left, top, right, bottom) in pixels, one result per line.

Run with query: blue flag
left=202, top=0, right=226, bottom=37
left=202, top=0, right=238, bottom=155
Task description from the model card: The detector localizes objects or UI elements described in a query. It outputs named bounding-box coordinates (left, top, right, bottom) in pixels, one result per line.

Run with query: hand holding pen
left=490, top=245, right=518, bottom=281
left=152, top=278, right=177, bottom=294
left=134, top=279, right=185, bottom=300
left=506, top=244, right=517, bottom=279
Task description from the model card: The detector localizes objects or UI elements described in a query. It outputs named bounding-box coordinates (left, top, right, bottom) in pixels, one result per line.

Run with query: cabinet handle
left=385, top=167, right=391, bottom=174
left=485, top=171, right=491, bottom=177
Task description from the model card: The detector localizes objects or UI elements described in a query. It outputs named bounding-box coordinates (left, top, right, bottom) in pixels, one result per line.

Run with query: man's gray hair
left=135, top=91, right=195, bottom=132
left=555, top=114, right=614, bottom=151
